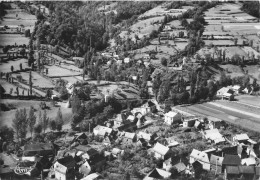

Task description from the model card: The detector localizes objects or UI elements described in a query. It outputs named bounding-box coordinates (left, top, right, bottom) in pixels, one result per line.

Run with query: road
left=176, top=101, right=260, bottom=132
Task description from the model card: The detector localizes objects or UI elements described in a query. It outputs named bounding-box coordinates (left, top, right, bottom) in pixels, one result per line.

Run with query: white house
left=216, top=87, right=234, bottom=100
left=93, top=125, right=113, bottom=137
left=54, top=156, right=75, bottom=180
left=203, top=129, right=225, bottom=144
left=164, top=111, right=182, bottom=125
left=153, top=142, right=170, bottom=160
left=190, top=149, right=210, bottom=171
left=233, top=133, right=249, bottom=143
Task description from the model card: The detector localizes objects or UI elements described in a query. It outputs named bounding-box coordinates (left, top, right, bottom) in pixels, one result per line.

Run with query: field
left=0, top=34, right=29, bottom=46
left=46, top=65, right=82, bottom=77
left=0, top=99, right=73, bottom=134
left=0, top=79, right=19, bottom=96
left=176, top=99, right=260, bottom=132
left=19, top=71, right=55, bottom=88
left=0, top=58, right=29, bottom=72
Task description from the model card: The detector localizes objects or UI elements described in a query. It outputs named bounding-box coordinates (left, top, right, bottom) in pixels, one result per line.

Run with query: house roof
left=241, top=158, right=256, bottom=166
left=173, top=162, right=186, bottom=173
left=127, top=115, right=135, bottom=121
left=247, top=139, right=257, bottom=144
left=124, top=132, right=136, bottom=140
left=226, top=166, right=240, bottom=174
left=239, top=166, right=255, bottom=174
left=94, top=125, right=112, bottom=136
left=210, top=154, right=223, bottom=166
left=24, top=143, right=53, bottom=152
left=138, top=132, right=151, bottom=141
left=217, top=87, right=233, bottom=95
left=112, top=148, right=122, bottom=155
left=190, top=149, right=210, bottom=163
left=234, top=134, right=249, bottom=141
left=204, top=129, right=225, bottom=143
left=145, top=168, right=171, bottom=179
left=222, top=155, right=241, bottom=166
left=255, top=167, right=260, bottom=176
left=153, top=142, right=169, bottom=156
left=81, top=173, right=103, bottom=180
left=165, top=111, right=180, bottom=118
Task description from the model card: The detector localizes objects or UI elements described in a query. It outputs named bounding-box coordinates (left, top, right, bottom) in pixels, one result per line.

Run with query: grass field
left=46, top=65, right=82, bottom=77
left=0, top=58, right=29, bottom=73
left=0, top=99, right=73, bottom=134
left=19, top=71, right=55, bottom=88
left=0, top=34, right=29, bottom=46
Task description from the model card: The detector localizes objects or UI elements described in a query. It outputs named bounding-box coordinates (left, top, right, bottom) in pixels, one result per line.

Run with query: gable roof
left=210, top=154, right=224, bottom=166
left=239, top=166, right=255, bottom=174
left=165, top=111, right=180, bottom=118
left=124, top=132, right=136, bottom=140
left=226, top=166, right=240, bottom=174
left=222, top=154, right=241, bottom=166
left=137, top=132, right=151, bottom=141
left=234, top=134, right=249, bottom=141
left=145, top=168, right=171, bottom=179
left=204, top=129, right=225, bottom=143
left=153, top=142, right=169, bottom=156
left=190, top=149, right=210, bottom=163
left=93, top=125, right=113, bottom=136
left=24, top=143, right=53, bottom=152
left=56, top=156, right=76, bottom=169
left=173, top=162, right=186, bottom=173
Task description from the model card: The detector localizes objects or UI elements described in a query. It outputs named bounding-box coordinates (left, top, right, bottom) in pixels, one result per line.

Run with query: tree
left=42, top=110, right=49, bottom=133
left=0, top=84, right=6, bottom=98
left=12, top=108, right=27, bottom=142
left=59, top=87, right=69, bottom=100
left=29, top=71, right=32, bottom=95
left=0, top=126, right=14, bottom=142
left=49, top=120, right=56, bottom=131
left=34, top=124, right=42, bottom=134
left=24, top=29, right=30, bottom=37
left=11, top=66, right=14, bottom=72
left=161, top=57, right=167, bottom=67
left=55, top=108, right=63, bottom=131
left=28, top=106, right=36, bottom=137
left=103, top=105, right=114, bottom=119
left=19, top=63, right=23, bottom=71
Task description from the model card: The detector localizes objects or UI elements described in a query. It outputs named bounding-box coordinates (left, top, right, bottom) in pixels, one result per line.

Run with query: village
left=1, top=1, right=260, bottom=180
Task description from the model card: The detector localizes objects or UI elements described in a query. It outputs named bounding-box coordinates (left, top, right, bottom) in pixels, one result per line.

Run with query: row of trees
left=12, top=106, right=63, bottom=142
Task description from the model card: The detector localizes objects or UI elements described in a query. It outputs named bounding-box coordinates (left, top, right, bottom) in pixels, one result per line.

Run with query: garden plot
left=0, top=58, right=29, bottom=73
left=220, top=64, right=245, bottom=78
left=244, top=35, right=260, bottom=50
left=138, top=5, right=166, bottom=19
left=0, top=34, right=29, bottom=46
left=0, top=79, right=18, bottom=96
left=18, top=71, right=55, bottom=88
left=46, top=65, right=82, bottom=78
left=167, top=20, right=183, bottom=29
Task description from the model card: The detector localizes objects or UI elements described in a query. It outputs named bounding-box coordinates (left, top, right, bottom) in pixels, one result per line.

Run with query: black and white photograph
left=0, top=0, right=260, bottom=179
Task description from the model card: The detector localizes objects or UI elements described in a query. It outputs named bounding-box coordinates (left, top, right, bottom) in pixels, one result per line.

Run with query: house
left=255, top=166, right=260, bottom=180
left=222, top=154, right=241, bottom=172
left=143, top=168, right=171, bottom=180
left=152, top=142, right=170, bottom=160
left=208, top=117, right=223, bottom=129
left=173, top=162, right=186, bottom=173
left=210, top=154, right=223, bottom=174
left=233, top=134, right=249, bottom=144
left=113, top=114, right=124, bottom=128
left=137, top=132, right=151, bottom=142
left=190, top=149, right=210, bottom=171
left=164, top=111, right=182, bottom=125
left=127, top=115, right=136, bottom=122
left=203, top=129, right=225, bottom=144
left=241, top=158, right=256, bottom=166
left=117, top=122, right=137, bottom=132
left=79, top=161, right=91, bottom=177
left=54, top=156, right=76, bottom=180
left=163, top=158, right=172, bottom=171
left=22, top=143, right=54, bottom=161
left=93, top=125, right=113, bottom=137
left=239, top=166, right=255, bottom=180
left=81, top=173, right=103, bottom=180
left=224, top=166, right=240, bottom=180
left=216, top=87, right=234, bottom=100
left=182, top=117, right=198, bottom=127
left=165, top=137, right=179, bottom=147
left=111, top=148, right=124, bottom=158
left=124, top=132, right=136, bottom=142
left=232, top=85, right=242, bottom=95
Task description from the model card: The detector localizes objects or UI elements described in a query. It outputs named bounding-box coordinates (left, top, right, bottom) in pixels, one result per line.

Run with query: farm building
left=216, top=87, right=234, bottom=100
left=164, top=111, right=182, bottom=125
